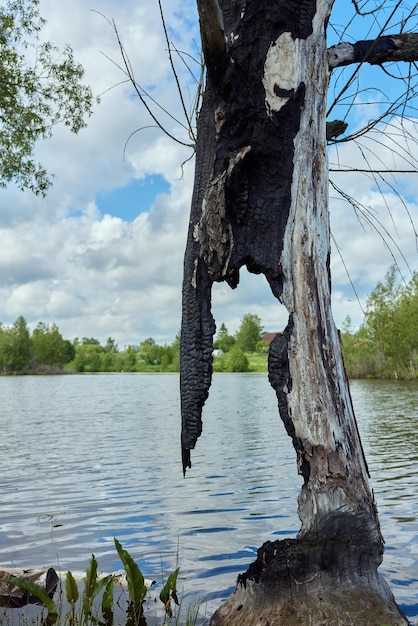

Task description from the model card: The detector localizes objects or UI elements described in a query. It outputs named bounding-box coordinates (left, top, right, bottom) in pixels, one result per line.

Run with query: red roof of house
left=262, top=332, right=280, bottom=343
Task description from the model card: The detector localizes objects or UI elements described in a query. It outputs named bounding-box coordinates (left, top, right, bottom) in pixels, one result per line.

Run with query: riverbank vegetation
left=0, top=268, right=416, bottom=379
left=340, top=267, right=418, bottom=380
left=0, top=539, right=202, bottom=626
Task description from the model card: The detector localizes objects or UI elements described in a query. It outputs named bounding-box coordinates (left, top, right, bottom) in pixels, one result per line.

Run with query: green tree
left=62, top=339, right=75, bottom=364
left=72, top=346, right=88, bottom=372
left=71, top=340, right=104, bottom=372
left=7, top=315, right=31, bottom=372
left=395, top=271, right=418, bottom=377
left=139, top=338, right=162, bottom=365
left=235, top=314, right=264, bottom=352
left=0, top=322, right=12, bottom=373
left=105, top=337, right=118, bottom=352
left=122, top=345, right=138, bottom=371
left=101, top=349, right=116, bottom=371
left=83, top=344, right=103, bottom=372
left=31, top=322, right=49, bottom=364
left=340, top=316, right=356, bottom=373
left=341, top=323, right=376, bottom=379
left=159, top=344, right=174, bottom=370
left=82, top=337, right=101, bottom=345
left=341, top=270, right=418, bottom=379
left=31, top=321, right=72, bottom=367
left=224, top=346, right=248, bottom=372
left=214, top=322, right=235, bottom=352
left=170, top=333, right=180, bottom=372
left=0, top=0, right=94, bottom=194
left=364, top=266, right=402, bottom=377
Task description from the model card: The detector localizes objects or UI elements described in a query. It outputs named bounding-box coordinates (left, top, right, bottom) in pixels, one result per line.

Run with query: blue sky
left=96, top=175, right=171, bottom=221
left=0, top=0, right=416, bottom=346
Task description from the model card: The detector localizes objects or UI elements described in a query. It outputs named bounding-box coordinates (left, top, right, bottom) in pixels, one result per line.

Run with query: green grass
left=246, top=352, right=268, bottom=372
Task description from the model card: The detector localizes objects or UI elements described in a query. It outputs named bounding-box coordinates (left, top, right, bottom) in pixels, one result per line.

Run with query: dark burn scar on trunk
left=180, top=1, right=314, bottom=474
left=268, top=321, right=293, bottom=437
left=274, top=85, right=295, bottom=99
left=220, top=0, right=317, bottom=50
left=267, top=318, right=310, bottom=484
left=237, top=511, right=383, bottom=589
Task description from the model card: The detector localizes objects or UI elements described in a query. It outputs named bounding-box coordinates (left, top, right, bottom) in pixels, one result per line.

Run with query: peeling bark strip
left=181, top=0, right=316, bottom=473
left=181, top=0, right=409, bottom=622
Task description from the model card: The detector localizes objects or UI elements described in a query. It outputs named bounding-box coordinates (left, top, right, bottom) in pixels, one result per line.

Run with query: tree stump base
left=210, top=533, right=411, bottom=626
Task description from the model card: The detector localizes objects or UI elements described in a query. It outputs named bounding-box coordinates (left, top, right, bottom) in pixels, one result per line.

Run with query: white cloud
left=328, top=120, right=418, bottom=328
left=0, top=1, right=416, bottom=346
left=326, top=57, right=418, bottom=331
left=0, top=171, right=191, bottom=344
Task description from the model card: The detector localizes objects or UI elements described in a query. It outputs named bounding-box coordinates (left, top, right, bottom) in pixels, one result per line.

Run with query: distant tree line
left=341, top=267, right=418, bottom=379
left=0, top=314, right=264, bottom=375
left=1, top=272, right=415, bottom=377
left=0, top=317, right=75, bottom=373
left=0, top=318, right=181, bottom=374
left=70, top=336, right=180, bottom=373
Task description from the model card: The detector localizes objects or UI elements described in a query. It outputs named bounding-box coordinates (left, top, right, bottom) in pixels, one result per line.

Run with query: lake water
left=0, top=374, right=417, bottom=623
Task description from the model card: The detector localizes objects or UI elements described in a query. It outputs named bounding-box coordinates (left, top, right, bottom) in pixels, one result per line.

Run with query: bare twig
left=157, top=0, right=197, bottom=144
left=92, top=9, right=199, bottom=153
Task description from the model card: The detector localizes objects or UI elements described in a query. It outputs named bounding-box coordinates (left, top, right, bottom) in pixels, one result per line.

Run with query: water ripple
left=0, top=374, right=416, bottom=622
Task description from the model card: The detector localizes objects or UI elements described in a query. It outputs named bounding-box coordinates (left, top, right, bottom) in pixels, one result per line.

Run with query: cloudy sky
left=0, top=0, right=416, bottom=347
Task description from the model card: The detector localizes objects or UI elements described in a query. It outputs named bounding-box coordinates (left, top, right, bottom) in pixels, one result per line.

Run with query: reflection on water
left=0, top=374, right=416, bottom=621
left=350, top=380, right=418, bottom=621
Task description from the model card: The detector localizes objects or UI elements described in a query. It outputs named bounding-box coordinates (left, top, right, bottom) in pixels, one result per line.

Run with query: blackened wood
left=328, top=33, right=418, bottom=69
left=197, top=0, right=226, bottom=83
left=181, top=0, right=315, bottom=472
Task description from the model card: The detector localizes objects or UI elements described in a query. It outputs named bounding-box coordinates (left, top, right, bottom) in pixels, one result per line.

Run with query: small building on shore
left=261, top=332, right=281, bottom=344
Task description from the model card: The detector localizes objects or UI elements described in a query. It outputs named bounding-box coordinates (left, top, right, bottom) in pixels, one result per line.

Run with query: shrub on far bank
left=214, top=346, right=249, bottom=372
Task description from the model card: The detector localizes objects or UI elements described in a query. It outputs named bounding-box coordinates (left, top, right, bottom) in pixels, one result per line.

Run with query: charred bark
left=210, top=529, right=407, bottom=625
left=181, top=0, right=312, bottom=472
left=180, top=0, right=410, bottom=623
left=328, top=33, right=418, bottom=69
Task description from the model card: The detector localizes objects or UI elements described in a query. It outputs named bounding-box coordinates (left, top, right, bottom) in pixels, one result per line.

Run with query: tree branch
left=328, top=33, right=418, bottom=69
left=196, top=0, right=226, bottom=82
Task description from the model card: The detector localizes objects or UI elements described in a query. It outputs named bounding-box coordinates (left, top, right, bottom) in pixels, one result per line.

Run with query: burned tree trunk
left=180, top=0, right=409, bottom=623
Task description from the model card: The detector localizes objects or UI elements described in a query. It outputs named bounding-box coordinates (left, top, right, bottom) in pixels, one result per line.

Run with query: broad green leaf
left=83, top=554, right=98, bottom=615
left=92, top=574, right=114, bottom=602
left=159, top=567, right=180, bottom=618
left=114, top=538, right=147, bottom=608
left=84, top=554, right=98, bottom=599
left=101, top=575, right=114, bottom=612
left=65, top=571, right=79, bottom=604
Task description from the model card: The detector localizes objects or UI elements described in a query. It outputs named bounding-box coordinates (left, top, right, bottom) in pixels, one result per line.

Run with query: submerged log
left=0, top=568, right=59, bottom=608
